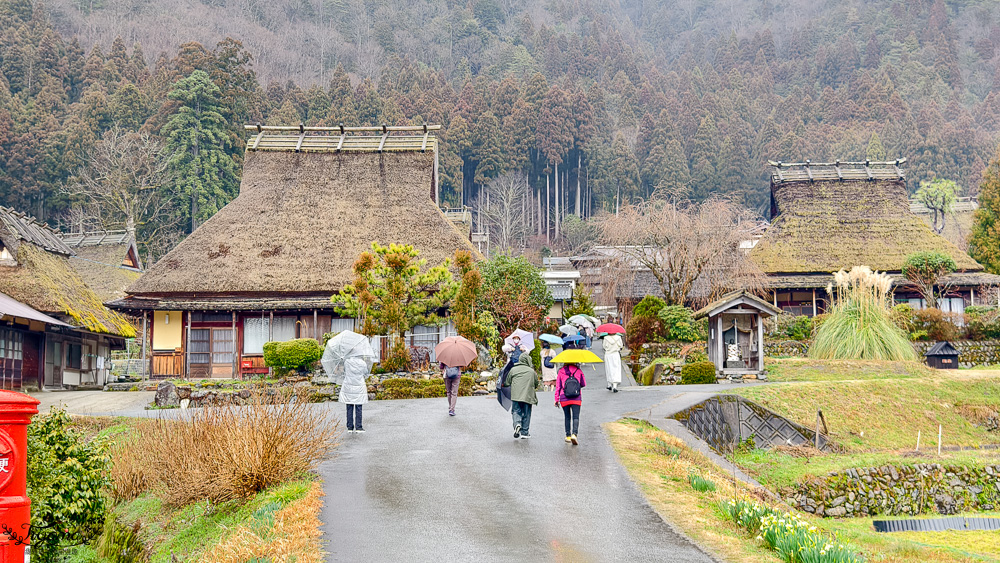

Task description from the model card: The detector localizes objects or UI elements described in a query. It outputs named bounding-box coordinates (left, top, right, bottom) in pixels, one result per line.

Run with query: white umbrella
left=568, top=315, right=595, bottom=329
left=319, top=330, right=376, bottom=384
left=503, top=329, right=535, bottom=354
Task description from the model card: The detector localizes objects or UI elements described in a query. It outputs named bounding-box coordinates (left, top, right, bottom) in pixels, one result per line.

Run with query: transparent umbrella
left=319, top=330, right=376, bottom=384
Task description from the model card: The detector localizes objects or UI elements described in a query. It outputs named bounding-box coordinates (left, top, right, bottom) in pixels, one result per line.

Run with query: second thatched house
left=109, top=125, right=480, bottom=378
left=751, top=160, right=1000, bottom=316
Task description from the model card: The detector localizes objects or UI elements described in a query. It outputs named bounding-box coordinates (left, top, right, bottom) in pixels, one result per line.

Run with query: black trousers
left=346, top=403, right=363, bottom=430
left=562, top=404, right=580, bottom=436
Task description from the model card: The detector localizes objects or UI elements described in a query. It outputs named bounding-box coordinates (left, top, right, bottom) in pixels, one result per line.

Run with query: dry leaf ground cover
left=606, top=419, right=998, bottom=563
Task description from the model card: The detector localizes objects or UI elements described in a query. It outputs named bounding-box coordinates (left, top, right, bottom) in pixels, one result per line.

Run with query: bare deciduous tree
left=595, top=197, right=766, bottom=307
left=475, top=171, right=530, bottom=256
left=63, top=127, right=180, bottom=261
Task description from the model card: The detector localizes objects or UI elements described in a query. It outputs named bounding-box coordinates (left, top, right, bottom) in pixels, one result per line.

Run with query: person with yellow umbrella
left=551, top=349, right=603, bottom=445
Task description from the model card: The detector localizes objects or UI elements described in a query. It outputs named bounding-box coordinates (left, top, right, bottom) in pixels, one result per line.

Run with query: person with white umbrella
left=322, top=331, right=376, bottom=434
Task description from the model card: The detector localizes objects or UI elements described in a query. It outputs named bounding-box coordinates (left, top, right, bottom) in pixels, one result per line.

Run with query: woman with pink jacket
left=554, top=362, right=586, bottom=445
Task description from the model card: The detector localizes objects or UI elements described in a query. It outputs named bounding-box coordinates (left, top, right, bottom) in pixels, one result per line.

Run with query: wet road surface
left=318, top=372, right=727, bottom=563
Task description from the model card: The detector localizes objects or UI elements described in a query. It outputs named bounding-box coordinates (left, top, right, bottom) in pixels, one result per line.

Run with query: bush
left=680, top=361, right=716, bottom=384
left=263, top=338, right=323, bottom=374
left=377, top=376, right=474, bottom=400
left=109, top=389, right=338, bottom=506
left=530, top=339, right=542, bottom=373
left=625, top=315, right=664, bottom=349
left=633, top=295, right=666, bottom=319
left=784, top=315, right=813, bottom=341
left=967, top=306, right=1000, bottom=340
left=28, top=408, right=110, bottom=563
left=656, top=305, right=705, bottom=342
left=913, top=308, right=965, bottom=341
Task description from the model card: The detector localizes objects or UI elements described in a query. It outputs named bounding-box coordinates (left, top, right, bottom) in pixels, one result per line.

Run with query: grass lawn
left=607, top=419, right=996, bottom=563
left=763, top=358, right=937, bottom=382
left=727, top=378, right=1000, bottom=452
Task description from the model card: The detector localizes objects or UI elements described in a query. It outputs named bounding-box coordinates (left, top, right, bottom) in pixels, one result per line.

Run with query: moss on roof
left=751, top=179, right=982, bottom=274
left=0, top=244, right=136, bottom=337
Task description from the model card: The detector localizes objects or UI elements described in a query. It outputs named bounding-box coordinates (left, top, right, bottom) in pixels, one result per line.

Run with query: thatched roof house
left=110, top=124, right=480, bottom=378
left=0, top=207, right=135, bottom=390
left=751, top=160, right=1000, bottom=316
left=59, top=230, right=143, bottom=303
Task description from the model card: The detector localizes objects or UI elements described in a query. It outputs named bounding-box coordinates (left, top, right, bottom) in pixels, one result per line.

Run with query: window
left=190, top=329, right=211, bottom=364
left=192, top=312, right=233, bottom=322
left=242, top=316, right=299, bottom=354
left=66, top=343, right=82, bottom=370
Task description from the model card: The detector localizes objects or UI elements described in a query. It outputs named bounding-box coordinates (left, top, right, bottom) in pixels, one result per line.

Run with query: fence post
left=938, top=425, right=943, bottom=456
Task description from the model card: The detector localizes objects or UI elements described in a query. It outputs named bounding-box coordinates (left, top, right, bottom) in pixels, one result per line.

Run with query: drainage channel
left=873, top=516, right=1000, bottom=532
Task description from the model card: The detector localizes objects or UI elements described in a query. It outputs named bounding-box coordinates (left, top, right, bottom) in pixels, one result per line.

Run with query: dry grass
left=198, top=481, right=325, bottom=563
left=110, top=389, right=339, bottom=505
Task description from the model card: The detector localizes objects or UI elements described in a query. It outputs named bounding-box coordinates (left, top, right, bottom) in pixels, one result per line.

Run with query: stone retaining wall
left=783, top=464, right=1000, bottom=518
left=638, top=340, right=1000, bottom=368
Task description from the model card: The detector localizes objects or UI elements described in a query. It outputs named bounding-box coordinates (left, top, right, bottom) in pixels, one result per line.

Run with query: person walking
left=554, top=361, right=586, bottom=445
left=540, top=342, right=557, bottom=391
left=441, top=362, right=461, bottom=416
left=505, top=354, right=538, bottom=439
left=341, top=356, right=370, bottom=433
left=500, top=335, right=526, bottom=380
left=603, top=331, right=624, bottom=392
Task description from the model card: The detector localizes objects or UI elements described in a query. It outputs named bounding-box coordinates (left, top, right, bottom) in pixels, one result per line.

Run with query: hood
left=516, top=354, right=533, bottom=369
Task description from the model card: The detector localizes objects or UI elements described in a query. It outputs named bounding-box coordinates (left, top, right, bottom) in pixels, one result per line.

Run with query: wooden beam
left=231, top=312, right=237, bottom=379
left=184, top=311, right=191, bottom=381
left=140, top=312, right=148, bottom=382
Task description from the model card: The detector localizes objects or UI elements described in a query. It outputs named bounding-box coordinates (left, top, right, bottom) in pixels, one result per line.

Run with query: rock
left=176, top=386, right=192, bottom=400
left=180, top=398, right=190, bottom=409
left=486, top=380, right=497, bottom=392
left=830, top=496, right=846, bottom=507
left=473, top=389, right=489, bottom=396
left=155, top=382, right=179, bottom=407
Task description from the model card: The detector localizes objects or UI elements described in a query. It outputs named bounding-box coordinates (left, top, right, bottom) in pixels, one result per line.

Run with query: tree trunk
left=546, top=173, right=550, bottom=244
left=555, top=162, right=560, bottom=240
left=575, top=152, right=582, bottom=217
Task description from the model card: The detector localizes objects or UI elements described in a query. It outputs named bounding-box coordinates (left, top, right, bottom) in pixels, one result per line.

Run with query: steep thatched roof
left=59, top=231, right=142, bottom=303
left=125, top=150, right=479, bottom=297
left=0, top=242, right=136, bottom=337
left=751, top=174, right=982, bottom=275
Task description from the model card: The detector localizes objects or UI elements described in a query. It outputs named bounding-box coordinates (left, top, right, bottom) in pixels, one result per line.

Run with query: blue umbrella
left=563, top=335, right=585, bottom=344
left=539, top=334, right=563, bottom=346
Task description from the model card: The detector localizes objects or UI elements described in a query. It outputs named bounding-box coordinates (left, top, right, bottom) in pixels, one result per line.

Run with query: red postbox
left=0, top=391, right=39, bottom=562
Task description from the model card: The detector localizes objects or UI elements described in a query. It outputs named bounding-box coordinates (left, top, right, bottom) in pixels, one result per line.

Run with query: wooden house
left=751, top=160, right=1000, bottom=316
left=694, top=290, right=782, bottom=379
left=0, top=207, right=136, bottom=389
left=108, top=125, right=480, bottom=379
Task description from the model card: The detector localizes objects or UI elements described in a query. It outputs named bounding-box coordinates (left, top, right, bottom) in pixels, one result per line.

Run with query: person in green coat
left=504, top=354, right=538, bottom=439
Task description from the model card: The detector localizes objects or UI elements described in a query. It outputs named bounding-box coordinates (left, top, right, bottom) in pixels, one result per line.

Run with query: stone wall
left=638, top=339, right=1000, bottom=368
left=783, top=463, right=1000, bottom=518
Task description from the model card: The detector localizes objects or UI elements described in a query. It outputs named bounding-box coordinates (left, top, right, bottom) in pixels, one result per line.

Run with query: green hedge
left=680, top=361, right=717, bottom=385
left=376, top=376, right=474, bottom=400
left=262, top=338, right=322, bottom=374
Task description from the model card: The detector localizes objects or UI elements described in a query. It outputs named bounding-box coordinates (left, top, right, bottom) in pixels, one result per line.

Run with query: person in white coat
left=341, top=356, right=370, bottom=433
left=602, top=332, right=624, bottom=392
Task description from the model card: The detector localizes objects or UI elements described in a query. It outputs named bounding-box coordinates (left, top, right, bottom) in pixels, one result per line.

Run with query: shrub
left=377, top=376, right=474, bottom=400
left=784, top=315, right=813, bottom=341
left=633, top=295, right=666, bottom=319
left=28, top=408, right=110, bottom=562
left=530, top=339, right=542, bottom=373
left=263, top=338, right=323, bottom=374
left=810, top=267, right=917, bottom=361
left=680, top=344, right=709, bottom=364
left=656, top=305, right=705, bottom=342
left=913, top=308, right=964, bottom=341
left=625, top=315, right=663, bottom=349
left=688, top=473, right=717, bottom=492
left=680, top=361, right=716, bottom=384
left=109, top=389, right=338, bottom=506
left=967, top=306, right=1000, bottom=340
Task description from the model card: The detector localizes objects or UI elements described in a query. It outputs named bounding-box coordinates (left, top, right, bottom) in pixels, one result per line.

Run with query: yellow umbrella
left=551, top=349, right=603, bottom=364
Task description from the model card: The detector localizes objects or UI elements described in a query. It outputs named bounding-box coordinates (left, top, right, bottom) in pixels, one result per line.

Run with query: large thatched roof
left=125, top=150, right=479, bottom=298
left=59, top=231, right=142, bottom=303
left=751, top=172, right=982, bottom=275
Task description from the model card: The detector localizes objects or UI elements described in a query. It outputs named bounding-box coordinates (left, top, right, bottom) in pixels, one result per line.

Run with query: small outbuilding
left=924, top=341, right=960, bottom=369
left=694, top=290, right=783, bottom=379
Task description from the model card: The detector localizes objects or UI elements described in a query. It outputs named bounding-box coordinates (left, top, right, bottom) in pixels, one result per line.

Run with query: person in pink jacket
left=554, top=362, right=586, bottom=445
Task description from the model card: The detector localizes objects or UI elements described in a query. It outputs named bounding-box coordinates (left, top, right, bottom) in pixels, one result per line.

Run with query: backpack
left=562, top=367, right=581, bottom=399
left=444, top=366, right=461, bottom=378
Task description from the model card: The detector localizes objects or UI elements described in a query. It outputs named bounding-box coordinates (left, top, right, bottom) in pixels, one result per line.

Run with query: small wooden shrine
left=694, top=290, right=782, bottom=379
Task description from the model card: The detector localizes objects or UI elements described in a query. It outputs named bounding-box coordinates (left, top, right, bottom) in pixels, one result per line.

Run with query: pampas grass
left=809, top=266, right=917, bottom=361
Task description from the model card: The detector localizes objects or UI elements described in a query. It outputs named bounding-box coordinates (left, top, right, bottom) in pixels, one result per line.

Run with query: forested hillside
left=2, top=0, right=1000, bottom=260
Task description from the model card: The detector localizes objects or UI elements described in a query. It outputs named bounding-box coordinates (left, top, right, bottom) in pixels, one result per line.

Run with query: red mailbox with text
left=0, top=391, right=39, bottom=562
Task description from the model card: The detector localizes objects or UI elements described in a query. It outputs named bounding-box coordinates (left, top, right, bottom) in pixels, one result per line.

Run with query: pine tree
left=161, top=69, right=237, bottom=233
left=473, top=111, right=504, bottom=186
left=866, top=132, right=887, bottom=161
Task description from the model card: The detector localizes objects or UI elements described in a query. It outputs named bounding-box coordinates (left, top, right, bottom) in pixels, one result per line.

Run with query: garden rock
left=155, top=382, right=179, bottom=407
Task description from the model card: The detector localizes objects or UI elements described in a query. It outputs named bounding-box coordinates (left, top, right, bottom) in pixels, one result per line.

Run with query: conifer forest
left=2, top=0, right=999, bottom=260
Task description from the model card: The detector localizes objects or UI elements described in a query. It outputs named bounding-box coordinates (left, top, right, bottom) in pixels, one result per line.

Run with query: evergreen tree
left=473, top=112, right=504, bottom=186
left=161, top=69, right=237, bottom=232
left=970, top=149, right=1000, bottom=274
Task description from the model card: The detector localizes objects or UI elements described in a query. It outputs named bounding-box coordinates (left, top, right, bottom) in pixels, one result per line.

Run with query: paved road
left=318, top=369, right=737, bottom=563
